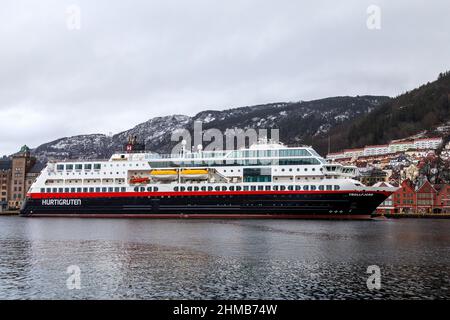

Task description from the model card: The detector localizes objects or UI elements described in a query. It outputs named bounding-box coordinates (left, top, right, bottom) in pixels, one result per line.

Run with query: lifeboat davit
left=130, top=176, right=150, bottom=184
left=150, top=169, right=178, bottom=180
left=180, top=169, right=209, bottom=180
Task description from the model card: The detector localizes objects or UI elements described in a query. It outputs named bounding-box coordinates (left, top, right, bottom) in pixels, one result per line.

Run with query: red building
left=435, top=184, right=450, bottom=213
left=416, top=181, right=437, bottom=214
left=392, top=179, right=416, bottom=213
left=377, top=180, right=450, bottom=214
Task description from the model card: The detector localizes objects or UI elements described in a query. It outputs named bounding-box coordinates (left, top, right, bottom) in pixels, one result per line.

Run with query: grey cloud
left=1, top=0, right=449, bottom=155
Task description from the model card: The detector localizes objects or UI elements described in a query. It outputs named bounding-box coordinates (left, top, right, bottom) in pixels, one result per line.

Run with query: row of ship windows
left=220, top=167, right=320, bottom=173
left=41, top=187, right=127, bottom=193
left=132, top=185, right=341, bottom=192
left=57, top=164, right=101, bottom=171
left=56, top=163, right=146, bottom=171
left=228, top=149, right=312, bottom=158
left=54, top=172, right=127, bottom=176
left=40, top=184, right=341, bottom=193
left=275, top=167, right=319, bottom=172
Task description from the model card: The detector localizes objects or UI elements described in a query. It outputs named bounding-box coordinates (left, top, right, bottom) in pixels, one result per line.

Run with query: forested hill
left=316, top=71, right=450, bottom=154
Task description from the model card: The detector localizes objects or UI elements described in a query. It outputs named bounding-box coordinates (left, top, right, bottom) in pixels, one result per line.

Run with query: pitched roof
left=400, top=179, right=415, bottom=191
left=433, top=184, right=449, bottom=194
left=417, top=180, right=437, bottom=193
left=372, top=181, right=395, bottom=188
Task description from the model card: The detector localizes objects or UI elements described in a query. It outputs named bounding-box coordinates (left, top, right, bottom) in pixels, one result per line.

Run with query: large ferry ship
left=20, top=138, right=396, bottom=219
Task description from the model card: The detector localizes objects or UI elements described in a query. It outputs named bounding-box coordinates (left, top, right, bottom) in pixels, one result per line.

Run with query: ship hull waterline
left=20, top=190, right=391, bottom=220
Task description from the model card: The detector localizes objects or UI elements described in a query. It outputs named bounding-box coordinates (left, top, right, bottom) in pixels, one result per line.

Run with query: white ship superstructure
left=22, top=139, right=396, bottom=219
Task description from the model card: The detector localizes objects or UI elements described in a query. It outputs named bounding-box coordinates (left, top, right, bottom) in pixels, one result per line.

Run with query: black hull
left=20, top=191, right=390, bottom=220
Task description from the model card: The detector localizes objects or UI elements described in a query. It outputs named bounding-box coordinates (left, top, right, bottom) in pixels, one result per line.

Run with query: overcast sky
left=1, top=0, right=449, bottom=155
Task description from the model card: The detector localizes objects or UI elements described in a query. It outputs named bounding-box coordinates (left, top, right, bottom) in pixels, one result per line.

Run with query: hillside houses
left=326, top=137, right=443, bottom=161
left=327, top=136, right=450, bottom=215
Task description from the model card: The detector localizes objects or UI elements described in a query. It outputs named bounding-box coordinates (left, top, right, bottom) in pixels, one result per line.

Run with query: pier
left=0, top=210, right=19, bottom=216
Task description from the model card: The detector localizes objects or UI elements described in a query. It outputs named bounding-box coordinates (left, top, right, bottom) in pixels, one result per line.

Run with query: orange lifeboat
left=130, top=176, right=150, bottom=184
left=150, top=169, right=178, bottom=180
left=180, top=169, right=208, bottom=179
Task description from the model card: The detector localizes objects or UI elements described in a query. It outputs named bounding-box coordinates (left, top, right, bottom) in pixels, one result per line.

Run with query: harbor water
left=0, top=217, right=449, bottom=299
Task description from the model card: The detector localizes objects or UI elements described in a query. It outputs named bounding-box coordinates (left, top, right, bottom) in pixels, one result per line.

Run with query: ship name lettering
left=42, top=199, right=82, bottom=206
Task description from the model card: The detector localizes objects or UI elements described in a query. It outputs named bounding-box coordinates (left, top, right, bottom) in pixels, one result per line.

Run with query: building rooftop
left=414, top=137, right=442, bottom=142
left=365, top=144, right=389, bottom=148
left=390, top=140, right=413, bottom=145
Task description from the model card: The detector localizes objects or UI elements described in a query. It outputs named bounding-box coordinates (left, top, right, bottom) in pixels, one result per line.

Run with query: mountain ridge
left=29, top=95, right=389, bottom=162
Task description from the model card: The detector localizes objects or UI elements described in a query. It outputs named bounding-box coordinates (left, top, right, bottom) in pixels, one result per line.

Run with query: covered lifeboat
left=180, top=169, right=209, bottom=180
left=150, top=169, right=178, bottom=181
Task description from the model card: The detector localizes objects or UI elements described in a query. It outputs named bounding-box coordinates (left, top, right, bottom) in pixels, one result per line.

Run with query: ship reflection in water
left=0, top=217, right=449, bottom=299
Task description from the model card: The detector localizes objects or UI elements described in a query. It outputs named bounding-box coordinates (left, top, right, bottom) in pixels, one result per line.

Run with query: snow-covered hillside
left=31, top=95, right=389, bottom=161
